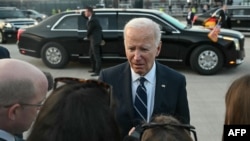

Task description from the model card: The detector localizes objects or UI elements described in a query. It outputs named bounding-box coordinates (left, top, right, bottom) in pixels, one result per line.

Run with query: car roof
left=227, top=5, right=250, bottom=9
left=0, top=7, right=19, bottom=10
left=75, top=8, right=162, bottom=14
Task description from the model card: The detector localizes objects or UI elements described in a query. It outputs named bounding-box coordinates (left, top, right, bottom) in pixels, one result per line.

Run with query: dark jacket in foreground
left=99, top=61, right=190, bottom=138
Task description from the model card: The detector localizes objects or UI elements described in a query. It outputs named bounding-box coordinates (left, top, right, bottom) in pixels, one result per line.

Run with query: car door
left=140, top=14, right=181, bottom=61
left=77, top=12, right=119, bottom=59
left=239, top=8, right=250, bottom=31
left=52, top=14, right=83, bottom=55
left=228, top=8, right=249, bottom=31
left=95, top=12, right=120, bottom=59
left=117, top=13, right=136, bottom=58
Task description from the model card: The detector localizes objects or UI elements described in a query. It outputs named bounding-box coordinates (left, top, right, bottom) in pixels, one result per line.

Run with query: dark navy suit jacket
left=86, top=15, right=102, bottom=45
left=99, top=61, right=190, bottom=138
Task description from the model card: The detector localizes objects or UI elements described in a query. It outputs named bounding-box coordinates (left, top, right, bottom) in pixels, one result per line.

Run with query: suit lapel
left=153, top=62, right=168, bottom=115
left=119, top=62, right=134, bottom=120
left=14, top=136, right=24, bottom=141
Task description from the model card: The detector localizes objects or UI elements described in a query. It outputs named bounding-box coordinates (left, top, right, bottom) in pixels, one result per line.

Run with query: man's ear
left=7, top=104, right=21, bottom=121
left=156, top=41, right=162, bottom=57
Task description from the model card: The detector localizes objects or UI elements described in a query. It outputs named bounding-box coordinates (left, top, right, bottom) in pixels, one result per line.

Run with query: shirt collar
left=0, top=130, right=15, bottom=141
left=131, top=61, right=156, bottom=84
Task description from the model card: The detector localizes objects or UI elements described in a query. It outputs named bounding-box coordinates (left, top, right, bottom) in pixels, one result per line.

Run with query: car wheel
left=0, top=31, right=6, bottom=44
left=190, top=45, right=223, bottom=75
left=41, top=42, right=69, bottom=68
left=36, top=18, right=42, bottom=22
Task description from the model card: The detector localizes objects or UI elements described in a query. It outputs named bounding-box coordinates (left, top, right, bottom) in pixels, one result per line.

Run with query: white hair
left=124, top=17, right=161, bottom=46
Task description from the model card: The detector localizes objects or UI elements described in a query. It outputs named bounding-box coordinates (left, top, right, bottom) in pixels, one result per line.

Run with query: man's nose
left=134, top=50, right=142, bottom=60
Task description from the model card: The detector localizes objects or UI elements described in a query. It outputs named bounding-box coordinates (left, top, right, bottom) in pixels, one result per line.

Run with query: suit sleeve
left=176, top=75, right=190, bottom=124
left=86, top=19, right=97, bottom=38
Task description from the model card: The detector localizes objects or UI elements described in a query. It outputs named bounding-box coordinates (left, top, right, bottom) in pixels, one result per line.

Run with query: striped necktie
left=134, top=77, right=147, bottom=121
left=14, top=136, right=24, bottom=141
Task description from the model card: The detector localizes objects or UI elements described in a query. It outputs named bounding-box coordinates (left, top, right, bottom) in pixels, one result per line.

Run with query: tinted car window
left=78, top=15, right=87, bottom=30
left=54, top=15, right=78, bottom=29
left=244, top=9, right=250, bottom=15
left=118, top=14, right=134, bottom=30
left=232, top=9, right=244, bottom=15
left=0, top=10, right=26, bottom=19
left=160, top=13, right=186, bottom=30
left=96, top=14, right=117, bottom=30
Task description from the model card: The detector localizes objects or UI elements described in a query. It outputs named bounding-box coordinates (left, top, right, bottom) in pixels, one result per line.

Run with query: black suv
left=194, top=6, right=250, bottom=32
left=17, top=9, right=245, bottom=75
left=0, top=7, right=37, bottom=43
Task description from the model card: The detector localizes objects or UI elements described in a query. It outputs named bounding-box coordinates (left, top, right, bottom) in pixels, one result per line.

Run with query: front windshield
left=159, top=12, right=186, bottom=29
left=30, top=10, right=40, bottom=15
left=0, top=10, right=26, bottom=19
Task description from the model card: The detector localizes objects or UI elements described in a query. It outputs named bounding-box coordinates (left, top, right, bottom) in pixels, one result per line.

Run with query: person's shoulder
left=0, top=46, right=10, bottom=59
left=99, top=62, right=129, bottom=81
left=156, top=62, right=185, bottom=79
left=102, top=62, right=128, bottom=73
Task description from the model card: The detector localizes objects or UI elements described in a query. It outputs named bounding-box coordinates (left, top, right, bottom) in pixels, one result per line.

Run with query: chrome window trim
left=51, top=13, right=79, bottom=31
left=50, top=11, right=181, bottom=34
left=118, top=12, right=181, bottom=34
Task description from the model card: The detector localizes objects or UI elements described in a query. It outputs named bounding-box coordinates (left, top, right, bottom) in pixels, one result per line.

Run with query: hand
left=128, top=127, right=135, bottom=136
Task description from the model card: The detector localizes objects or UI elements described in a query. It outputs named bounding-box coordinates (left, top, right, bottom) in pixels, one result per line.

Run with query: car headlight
left=4, top=22, right=13, bottom=28
left=42, top=15, right=47, bottom=19
left=34, top=21, right=39, bottom=25
left=223, top=36, right=240, bottom=51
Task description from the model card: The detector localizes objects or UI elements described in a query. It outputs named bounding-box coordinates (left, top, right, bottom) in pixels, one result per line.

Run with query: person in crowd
left=186, top=7, right=195, bottom=28
left=141, top=115, right=195, bottom=141
left=0, top=59, right=48, bottom=141
left=224, top=74, right=250, bottom=124
left=168, top=4, right=172, bottom=14
left=42, top=71, right=53, bottom=91
left=202, top=4, right=208, bottom=13
left=99, top=17, right=190, bottom=139
left=124, top=115, right=195, bottom=141
left=222, top=74, right=250, bottom=140
left=217, top=4, right=230, bottom=29
left=0, top=46, right=10, bottom=59
left=26, top=77, right=121, bottom=141
left=83, top=6, right=103, bottom=76
left=191, top=6, right=196, bottom=14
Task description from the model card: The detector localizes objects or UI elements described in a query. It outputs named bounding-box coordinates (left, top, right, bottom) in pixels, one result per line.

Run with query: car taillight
left=17, top=28, right=25, bottom=41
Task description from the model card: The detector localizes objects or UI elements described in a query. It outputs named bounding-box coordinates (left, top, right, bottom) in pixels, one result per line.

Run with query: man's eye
left=128, top=48, right=135, bottom=51
left=141, top=48, right=149, bottom=52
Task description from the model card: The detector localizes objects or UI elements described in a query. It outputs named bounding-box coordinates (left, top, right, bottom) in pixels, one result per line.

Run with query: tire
left=41, top=42, right=69, bottom=68
left=190, top=45, right=224, bottom=75
left=36, top=18, right=42, bottom=22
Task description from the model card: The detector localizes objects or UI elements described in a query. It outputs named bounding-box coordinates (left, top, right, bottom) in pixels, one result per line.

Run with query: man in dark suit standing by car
left=99, top=17, right=190, bottom=139
left=219, top=4, right=231, bottom=29
left=84, top=6, right=103, bottom=76
left=186, top=7, right=195, bottom=28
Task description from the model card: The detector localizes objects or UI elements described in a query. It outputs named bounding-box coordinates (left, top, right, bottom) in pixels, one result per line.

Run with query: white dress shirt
left=131, top=62, right=156, bottom=122
left=0, top=130, right=15, bottom=141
